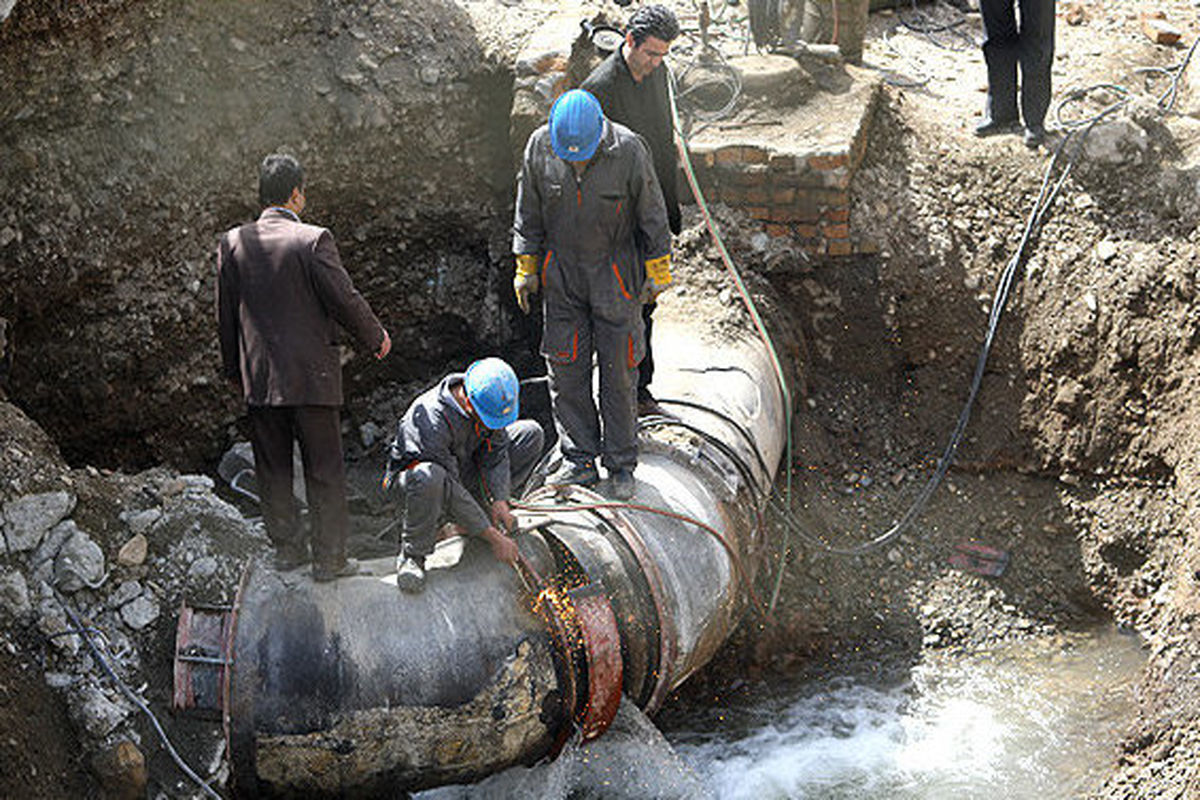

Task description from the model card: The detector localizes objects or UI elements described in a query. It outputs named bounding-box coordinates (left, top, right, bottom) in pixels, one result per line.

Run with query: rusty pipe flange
left=568, top=583, right=623, bottom=741
left=537, top=484, right=679, bottom=714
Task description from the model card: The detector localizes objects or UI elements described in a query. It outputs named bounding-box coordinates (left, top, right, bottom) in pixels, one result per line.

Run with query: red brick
left=745, top=187, right=769, bottom=204
left=720, top=165, right=770, bottom=187
left=811, top=189, right=850, bottom=206
left=771, top=205, right=821, bottom=224
left=742, top=146, right=769, bottom=164
left=769, top=154, right=796, bottom=172
left=715, top=146, right=744, bottom=165
left=824, top=207, right=851, bottom=223
left=765, top=223, right=791, bottom=237
left=827, top=239, right=853, bottom=256
left=793, top=223, right=820, bottom=238
left=821, top=222, right=851, bottom=239
left=808, top=153, right=850, bottom=171
left=746, top=205, right=770, bottom=219
left=771, top=187, right=796, bottom=205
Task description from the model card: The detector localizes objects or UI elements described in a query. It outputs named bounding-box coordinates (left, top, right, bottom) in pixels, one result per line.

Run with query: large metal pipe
left=174, top=318, right=791, bottom=797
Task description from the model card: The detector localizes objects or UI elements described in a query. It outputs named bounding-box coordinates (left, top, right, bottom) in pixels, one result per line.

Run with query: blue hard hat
left=464, top=357, right=520, bottom=431
left=549, top=89, right=604, bottom=162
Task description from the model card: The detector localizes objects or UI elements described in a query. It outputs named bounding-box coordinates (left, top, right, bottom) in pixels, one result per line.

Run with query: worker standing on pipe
left=512, top=89, right=672, bottom=500
left=216, top=153, right=391, bottom=583
left=384, top=357, right=543, bottom=593
left=581, top=4, right=681, bottom=419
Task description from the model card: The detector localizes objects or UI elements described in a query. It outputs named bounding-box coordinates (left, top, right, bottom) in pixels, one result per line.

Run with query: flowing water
left=658, top=626, right=1146, bottom=800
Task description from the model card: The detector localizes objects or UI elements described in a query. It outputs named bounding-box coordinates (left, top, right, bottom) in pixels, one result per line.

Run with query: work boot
left=396, top=554, right=426, bottom=594
left=974, top=116, right=1019, bottom=137
left=1024, top=125, right=1046, bottom=149
left=637, top=390, right=669, bottom=418
left=312, top=558, right=362, bottom=583
left=548, top=459, right=600, bottom=487
left=610, top=469, right=636, bottom=500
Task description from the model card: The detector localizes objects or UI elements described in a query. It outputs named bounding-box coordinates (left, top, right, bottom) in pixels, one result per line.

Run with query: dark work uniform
left=386, top=374, right=544, bottom=559
left=513, top=120, right=671, bottom=473
left=581, top=48, right=680, bottom=403
left=217, top=207, right=387, bottom=571
left=980, top=0, right=1056, bottom=131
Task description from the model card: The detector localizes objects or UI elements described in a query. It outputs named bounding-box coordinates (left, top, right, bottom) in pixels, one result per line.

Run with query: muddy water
left=660, top=627, right=1145, bottom=800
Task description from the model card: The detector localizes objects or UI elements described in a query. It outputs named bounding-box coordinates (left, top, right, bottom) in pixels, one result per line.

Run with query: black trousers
left=980, top=0, right=1056, bottom=130
left=247, top=405, right=349, bottom=569
left=637, top=301, right=656, bottom=401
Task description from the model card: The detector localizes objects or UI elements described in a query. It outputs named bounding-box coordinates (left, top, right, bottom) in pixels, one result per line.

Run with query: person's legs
left=247, top=405, right=305, bottom=561
left=394, top=462, right=453, bottom=561
left=294, top=405, right=350, bottom=572
left=505, top=419, right=546, bottom=496
left=547, top=322, right=600, bottom=472
left=637, top=301, right=656, bottom=404
left=1017, top=0, right=1056, bottom=137
left=595, top=322, right=641, bottom=477
left=979, top=0, right=1020, bottom=128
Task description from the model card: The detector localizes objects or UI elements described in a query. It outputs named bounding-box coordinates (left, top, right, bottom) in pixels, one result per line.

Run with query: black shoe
left=974, top=117, right=1020, bottom=137
left=1024, top=126, right=1046, bottom=148
left=396, top=554, right=426, bottom=594
left=637, top=396, right=670, bottom=418
left=549, top=459, right=600, bottom=487
left=312, top=558, right=362, bottom=583
left=273, top=546, right=310, bottom=572
left=610, top=469, right=636, bottom=500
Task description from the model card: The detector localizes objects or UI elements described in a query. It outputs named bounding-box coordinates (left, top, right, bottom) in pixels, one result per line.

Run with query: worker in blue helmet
left=383, top=357, right=545, bottom=593
left=512, top=88, right=672, bottom=500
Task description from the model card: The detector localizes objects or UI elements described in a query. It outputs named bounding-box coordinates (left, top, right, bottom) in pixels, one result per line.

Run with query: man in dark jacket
left=975, top=0, right=1055, bottom=148
left=217, top=153, right=391, bottom=582
left=512, top=89, right=672, bottom=500
left=581, top=4, right=681, bottom=417
left=386, top=357, right=543, bottom=593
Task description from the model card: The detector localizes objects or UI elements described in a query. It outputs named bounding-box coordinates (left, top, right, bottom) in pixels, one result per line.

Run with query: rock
left=91, top=740, right=148, bottom=800
left=1083, top=118, right=1148, bottom=165
left=0, top=0, right=14, bottom=25
left=116, top=533, right=148, bottom=566
left=77, top=684, right=130, bottom=739
left=107, top=580, right=143, bottom=609
left=53, top=525, right=106, bottom=592
left=0, top=570, right=31, bottom=618
left=1096, top=240, right=1118, bottom=261
left=186, top=556, right=219, bottom=580
left=360, top=420, right=385, bottom=448
left=1065, top=3, right=1085, bottom=25
left=121, top=509, right=161, bottom=536
left=2, top=491, right=75, bottom=553
left=119, top=594, right=159, bottom=631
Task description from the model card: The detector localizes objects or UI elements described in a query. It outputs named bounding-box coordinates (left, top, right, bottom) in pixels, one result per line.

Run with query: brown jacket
left=216, top=207, right=385, bottom=407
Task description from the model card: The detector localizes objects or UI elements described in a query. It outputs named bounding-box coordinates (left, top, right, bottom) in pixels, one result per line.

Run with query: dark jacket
left=216, top=207, right=385, bottom=407
left=581, top=49, right=681, bottom=234
left=388, top=374, right=511, bottom=534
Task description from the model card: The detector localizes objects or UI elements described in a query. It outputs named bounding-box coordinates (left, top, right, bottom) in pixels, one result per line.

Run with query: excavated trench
left=3, top=1, right=1200, bottom=797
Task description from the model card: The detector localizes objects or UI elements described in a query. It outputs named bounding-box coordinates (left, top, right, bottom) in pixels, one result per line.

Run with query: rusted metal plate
left=571, top=590, right=622, bottom=741
left=173, top=601, right=233, bottom=715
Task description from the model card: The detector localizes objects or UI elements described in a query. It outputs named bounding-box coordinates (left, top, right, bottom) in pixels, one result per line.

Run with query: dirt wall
left=0, top=0, right=521, bottom=470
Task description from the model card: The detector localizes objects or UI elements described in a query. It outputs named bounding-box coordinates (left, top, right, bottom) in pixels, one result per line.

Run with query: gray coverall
left=513, top=120, right=671, bottom=473
left=386, top=375, right=544, bottom=559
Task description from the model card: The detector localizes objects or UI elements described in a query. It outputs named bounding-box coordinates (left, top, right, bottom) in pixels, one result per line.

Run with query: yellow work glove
left=513, top=254, right=540, bottom=314
left=641, top=254, right=673, bottom=303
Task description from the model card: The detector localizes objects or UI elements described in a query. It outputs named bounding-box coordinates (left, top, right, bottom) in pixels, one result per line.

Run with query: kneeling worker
left=385, top=357, right=544, bottom=593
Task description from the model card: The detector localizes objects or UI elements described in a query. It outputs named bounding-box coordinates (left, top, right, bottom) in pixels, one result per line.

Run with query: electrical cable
left=56, top=594, right=223, bottom=800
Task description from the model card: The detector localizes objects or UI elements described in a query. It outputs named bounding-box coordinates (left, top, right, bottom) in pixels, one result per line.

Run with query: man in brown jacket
left=217, top=153, right=391, bottom=582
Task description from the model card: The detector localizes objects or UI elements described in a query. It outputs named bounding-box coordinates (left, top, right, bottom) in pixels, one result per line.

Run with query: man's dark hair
left=258, top=153, right=305, bottom=206
left=628, top=4, right=679, bottom=45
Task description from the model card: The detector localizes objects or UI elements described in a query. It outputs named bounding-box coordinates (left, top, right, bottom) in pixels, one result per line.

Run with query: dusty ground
left=4, top=0, right=1200, bottom=797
